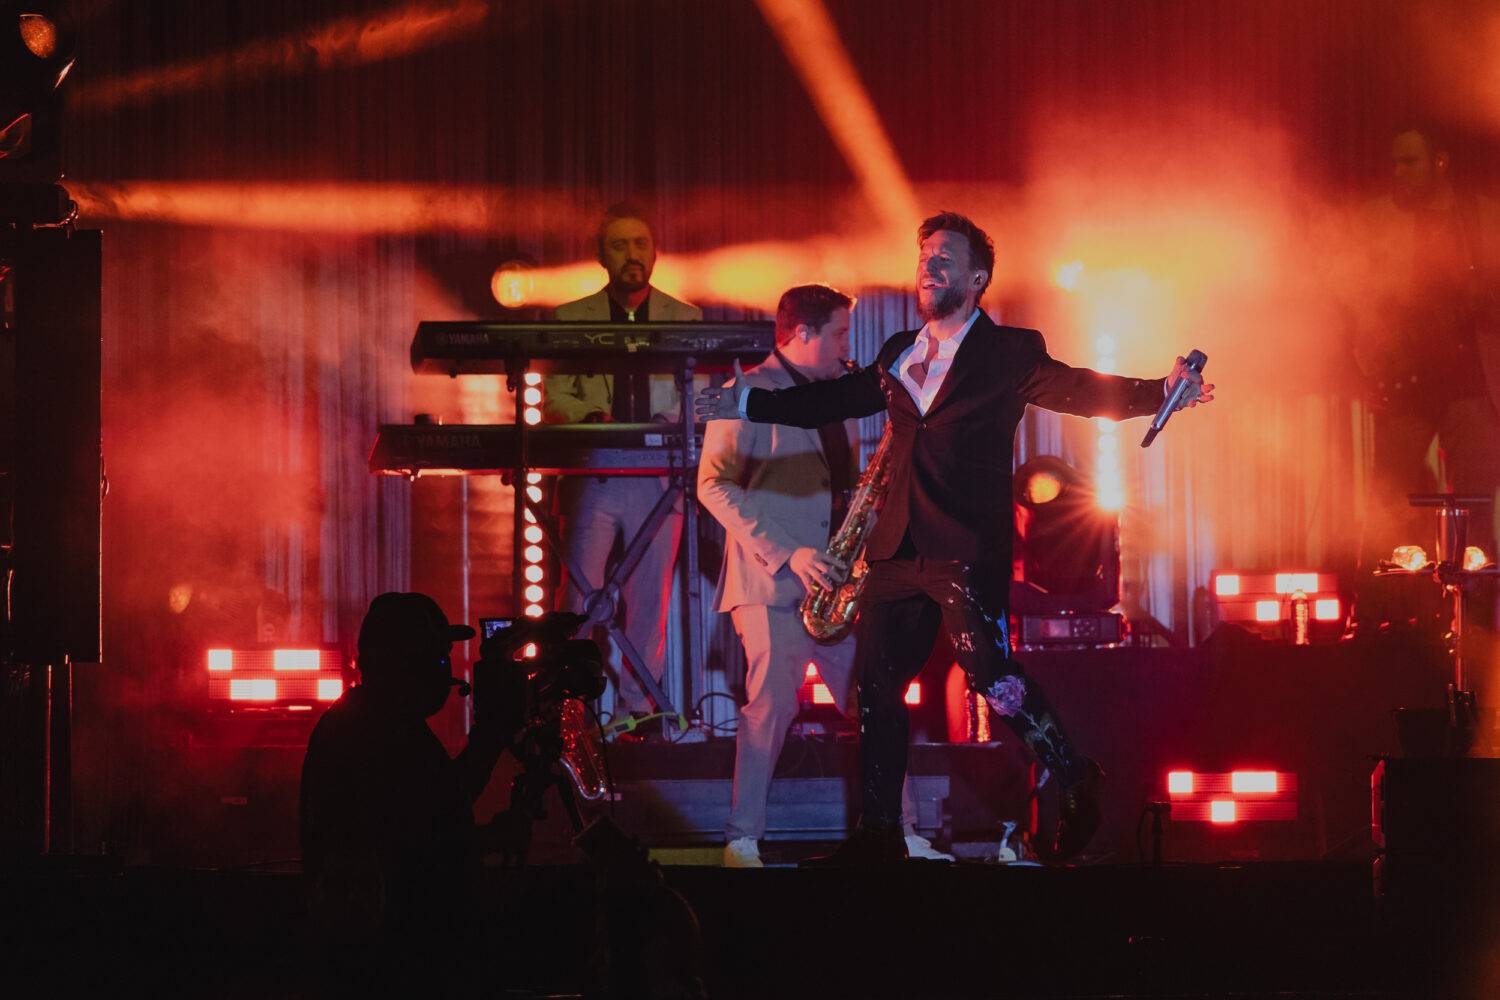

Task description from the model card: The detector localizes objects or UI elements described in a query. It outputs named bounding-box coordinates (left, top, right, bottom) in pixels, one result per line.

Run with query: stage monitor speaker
left=7, top=225, right=102, bottom=664
left=1372, top=756, right=1500, bottom=860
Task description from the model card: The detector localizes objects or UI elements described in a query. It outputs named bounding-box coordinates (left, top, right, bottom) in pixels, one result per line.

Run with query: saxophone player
left=699, top=284, right=952, bottom=868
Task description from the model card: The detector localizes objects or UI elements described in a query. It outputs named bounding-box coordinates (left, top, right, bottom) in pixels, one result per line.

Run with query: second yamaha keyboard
left=411, top=320, right=774, bottom=375
left=369, top=422, right=704, bottom=476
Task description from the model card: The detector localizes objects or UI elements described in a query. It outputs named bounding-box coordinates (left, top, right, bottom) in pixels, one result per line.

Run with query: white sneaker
left=904, top=833, right=955, bottom=861
left=724, top=837, right=764, bottom=868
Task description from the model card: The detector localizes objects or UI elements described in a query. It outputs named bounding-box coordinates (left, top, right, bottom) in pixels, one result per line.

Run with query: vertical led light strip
left=1094, top=335, right=1124, bottom=510
left=523, top=374, right=546, bottom=618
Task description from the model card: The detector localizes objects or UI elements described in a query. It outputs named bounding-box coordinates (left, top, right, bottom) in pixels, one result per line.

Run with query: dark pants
left=853, top=556, right=1025, bottom=830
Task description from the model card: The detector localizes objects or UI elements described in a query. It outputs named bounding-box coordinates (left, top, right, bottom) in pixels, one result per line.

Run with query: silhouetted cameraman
left=299, top=592, right=524, bottom=943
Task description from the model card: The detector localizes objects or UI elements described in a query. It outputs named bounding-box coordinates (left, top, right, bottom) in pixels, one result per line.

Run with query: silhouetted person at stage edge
left=299, top=592, right=519, bottom=947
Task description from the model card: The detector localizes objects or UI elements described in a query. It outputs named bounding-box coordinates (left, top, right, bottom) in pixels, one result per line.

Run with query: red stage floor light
left=205, top=647, right=346, bottom=712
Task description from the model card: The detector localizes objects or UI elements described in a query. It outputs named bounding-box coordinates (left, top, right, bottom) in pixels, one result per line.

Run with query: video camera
left=474, top=612, right=606, bottom=729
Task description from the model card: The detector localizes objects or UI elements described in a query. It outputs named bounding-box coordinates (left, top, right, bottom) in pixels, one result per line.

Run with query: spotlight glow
left=1231, top=770, right=1278, bottom=793
left=1274, top=573, right=1318, bottom=594
left=19, top=14, right=57, bottom=59
left=1055, top=260, right=1085, bottom=290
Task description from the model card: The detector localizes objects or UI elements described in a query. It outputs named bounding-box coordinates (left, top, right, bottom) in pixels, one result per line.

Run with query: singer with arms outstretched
left=697, top=212, right=1213, bottom=864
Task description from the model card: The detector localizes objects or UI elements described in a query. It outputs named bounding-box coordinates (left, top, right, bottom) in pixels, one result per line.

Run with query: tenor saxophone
left=801, top=421, right=894, bottom=643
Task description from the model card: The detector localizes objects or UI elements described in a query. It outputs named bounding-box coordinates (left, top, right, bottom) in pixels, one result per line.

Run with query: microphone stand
left=1410, top=493, right=1497, bottom=755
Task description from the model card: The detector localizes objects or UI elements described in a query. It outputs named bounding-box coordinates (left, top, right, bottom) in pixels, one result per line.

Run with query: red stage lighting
left=1011, top=456, right=1123, bottom=647
left=206, top=648, right=346, bottom=712
left=797, top=662, right=918, bottom=706
left=1211, top=570, right=1344, bottom=643
left=1165, top=768, right=1298, bottom=822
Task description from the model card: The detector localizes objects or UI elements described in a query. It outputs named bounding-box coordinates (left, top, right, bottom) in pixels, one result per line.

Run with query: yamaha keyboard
left=369, top=422, right=704, bottom=476
left=410, top=320, right=774, bottom=375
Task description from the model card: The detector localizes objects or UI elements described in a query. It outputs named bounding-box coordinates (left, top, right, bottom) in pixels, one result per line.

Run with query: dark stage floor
left=13, top=636, right=1498, bottom=996
left=4, top=853, right=1491, bottom=999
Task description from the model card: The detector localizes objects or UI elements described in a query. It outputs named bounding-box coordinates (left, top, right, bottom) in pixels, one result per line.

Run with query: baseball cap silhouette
left=357, top=592, right=475, bottom=672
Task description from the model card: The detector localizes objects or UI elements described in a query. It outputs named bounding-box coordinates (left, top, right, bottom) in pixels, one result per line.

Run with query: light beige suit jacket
left=542, top=287, right=703, bottom=423
left=698, top=351, right=861, bottom=612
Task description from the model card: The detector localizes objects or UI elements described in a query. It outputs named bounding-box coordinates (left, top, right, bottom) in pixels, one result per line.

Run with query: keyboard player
left=543, top=202, right=702, bottom=725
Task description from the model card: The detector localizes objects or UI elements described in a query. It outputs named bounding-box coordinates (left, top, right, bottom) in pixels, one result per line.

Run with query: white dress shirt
left=894, top=308, right=982, bottom=414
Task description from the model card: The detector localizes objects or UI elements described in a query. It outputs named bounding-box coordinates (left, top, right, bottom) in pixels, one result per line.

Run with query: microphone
left=1141, top=350, right=1207, bottom=448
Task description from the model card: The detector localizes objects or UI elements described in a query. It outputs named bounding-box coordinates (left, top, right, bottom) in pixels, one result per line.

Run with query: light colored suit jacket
left=543, top=287, right=703, bottom=423
left=698, top=351, right=861, bottom=612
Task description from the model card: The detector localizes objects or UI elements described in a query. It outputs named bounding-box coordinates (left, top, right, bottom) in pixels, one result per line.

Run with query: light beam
left=753, top=0, right=919, bottom=234
left=71, top=0, right=492, bottom=112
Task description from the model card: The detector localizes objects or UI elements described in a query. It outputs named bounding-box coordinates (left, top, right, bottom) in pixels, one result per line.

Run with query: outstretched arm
left=696, top=359, right=885, bottom=428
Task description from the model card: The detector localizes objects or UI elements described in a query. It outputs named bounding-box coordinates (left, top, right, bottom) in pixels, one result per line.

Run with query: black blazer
left=744, top=311, right=1166, bottom=568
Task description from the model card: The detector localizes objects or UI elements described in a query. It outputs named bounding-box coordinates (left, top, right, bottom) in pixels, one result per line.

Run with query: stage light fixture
left=517, top=467, right=550, bottom=619
left=1011, top=456, right=1123, bottom=646
left=273, top=648, right=321, bottom=670
left=206, top=647, right=345, bottom=712
left=1024, top=470, right=1063, bottom=505
left=1464, top=546, right=1490, bottom=571
left=491, top=259, right=534, bottom=309
left=1165, top=768, right=1297, bottom=823
left=1210, top=569, right=1344, bottom=643
left=1389, top=545, right=1428, bottom=571
left=1274, top=573, right=1318, bottom=593
left=0, top=2, right=75, bottom=188
left=523, top=373, right=543, bottom=424
left=230, top=678, right=277, bottom=701
left=1231, top=770, right=1277, bottom=793
left=19, top=13, right=56, bottom=59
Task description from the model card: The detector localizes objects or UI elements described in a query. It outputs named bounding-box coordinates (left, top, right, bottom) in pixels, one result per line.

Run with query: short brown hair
left=918, top=211, right=995, bottom=301
left=774, top=284, right=855, bottom=346
left=595, top=201, right=658, bottom=262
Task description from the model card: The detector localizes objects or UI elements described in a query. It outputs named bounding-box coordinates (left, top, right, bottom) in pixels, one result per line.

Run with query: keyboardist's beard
left=610, top=263, right=651, bottom=295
